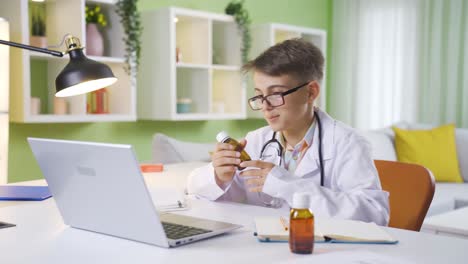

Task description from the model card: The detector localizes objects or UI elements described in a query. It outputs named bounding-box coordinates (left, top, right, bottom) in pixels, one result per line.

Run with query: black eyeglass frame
left=248, top=81, right=311, bottom=111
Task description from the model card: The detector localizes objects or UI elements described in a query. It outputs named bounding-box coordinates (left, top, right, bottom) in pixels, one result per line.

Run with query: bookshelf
left=138, top=7, right=246, bottom=121
left=0, top=0, right=136, bottom=123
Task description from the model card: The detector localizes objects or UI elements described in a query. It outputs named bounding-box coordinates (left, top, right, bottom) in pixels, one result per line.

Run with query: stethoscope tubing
left=261, top=110, right=325, bottom=187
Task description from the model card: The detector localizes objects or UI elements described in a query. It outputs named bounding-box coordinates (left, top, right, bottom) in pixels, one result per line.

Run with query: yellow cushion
left=393, top=124, right=463, bottom=182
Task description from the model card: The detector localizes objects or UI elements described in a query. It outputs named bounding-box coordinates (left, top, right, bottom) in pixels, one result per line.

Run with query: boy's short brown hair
left=242, top=38, right=324, bottom=82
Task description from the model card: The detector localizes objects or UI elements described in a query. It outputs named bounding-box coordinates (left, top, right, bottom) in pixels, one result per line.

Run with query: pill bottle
left=216, top=131, right=251, bottom=169
left=289, top=192, right=314, bottom=254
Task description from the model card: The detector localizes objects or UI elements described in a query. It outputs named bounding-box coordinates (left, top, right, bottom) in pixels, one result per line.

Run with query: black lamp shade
left=55, top=48, right=117, bottom=97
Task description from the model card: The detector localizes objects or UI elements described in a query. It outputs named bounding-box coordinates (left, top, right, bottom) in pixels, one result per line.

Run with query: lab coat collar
left=294, top=107, right=335, bottom=177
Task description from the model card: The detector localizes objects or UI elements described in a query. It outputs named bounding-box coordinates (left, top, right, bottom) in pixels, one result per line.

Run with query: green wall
left=8, top=0, right=332, bottom=183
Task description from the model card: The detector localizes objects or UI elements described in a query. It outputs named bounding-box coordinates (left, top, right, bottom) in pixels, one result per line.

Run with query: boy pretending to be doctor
left=187, top=38, right=389, bottom=226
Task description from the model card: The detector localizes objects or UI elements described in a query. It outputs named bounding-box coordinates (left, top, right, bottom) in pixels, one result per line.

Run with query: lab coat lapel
left=294, top=108, right=335, bottom=177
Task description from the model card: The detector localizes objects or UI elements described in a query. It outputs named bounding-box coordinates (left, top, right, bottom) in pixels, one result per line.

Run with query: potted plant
left=85, top=4, right=108, bottom=56
left=225, top=0, right=251, bottom=64
left=30, top=13, right=47, bottom=48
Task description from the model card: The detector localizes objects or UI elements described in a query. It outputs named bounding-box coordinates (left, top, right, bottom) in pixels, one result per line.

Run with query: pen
left=280, top=216, right=289, bottom=231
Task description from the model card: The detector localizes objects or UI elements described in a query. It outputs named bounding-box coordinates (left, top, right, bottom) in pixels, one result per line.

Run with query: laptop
left=28, top=137, right=241, bottom=248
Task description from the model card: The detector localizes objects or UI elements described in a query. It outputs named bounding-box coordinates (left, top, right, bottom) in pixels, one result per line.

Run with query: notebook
left=0, top=186, right=52, bottom=201
left=149, top=187, right=188, bottom=212
left=254, top=217, right=398, bottom=244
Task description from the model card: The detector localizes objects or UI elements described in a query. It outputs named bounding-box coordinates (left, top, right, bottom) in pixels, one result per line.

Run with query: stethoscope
left=259, top=110, right=325, bottom=187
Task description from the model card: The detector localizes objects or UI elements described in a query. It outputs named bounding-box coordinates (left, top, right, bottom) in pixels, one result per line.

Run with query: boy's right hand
left=212, top=139, right=246, bottom=185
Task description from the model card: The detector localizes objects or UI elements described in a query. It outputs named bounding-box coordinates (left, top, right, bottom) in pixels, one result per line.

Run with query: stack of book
left=87, top=88, right=109, bottom=114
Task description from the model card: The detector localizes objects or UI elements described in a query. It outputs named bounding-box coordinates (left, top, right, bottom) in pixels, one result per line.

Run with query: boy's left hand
left=239, top=160, right=275, bottom=192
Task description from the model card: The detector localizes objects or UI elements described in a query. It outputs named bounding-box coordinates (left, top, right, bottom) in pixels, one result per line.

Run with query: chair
left=152, top=133, right=215, bottom=164
left=374, top=160, right=435, bottom=231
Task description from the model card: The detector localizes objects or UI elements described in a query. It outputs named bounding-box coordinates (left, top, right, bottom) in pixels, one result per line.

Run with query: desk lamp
left=0, top=27, right=117, bottom=187
left=0, top=34, right=117, bottom=97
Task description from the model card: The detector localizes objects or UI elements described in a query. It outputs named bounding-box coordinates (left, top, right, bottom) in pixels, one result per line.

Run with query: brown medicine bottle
left=216, top=131, right=251, bottom=169
left=289, top=192, right=314, bottom=254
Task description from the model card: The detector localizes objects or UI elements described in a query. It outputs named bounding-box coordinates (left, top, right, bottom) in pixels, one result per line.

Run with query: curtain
left=329, top=0, right=468, bottom=129
left=419, top=0, right=468, bottom=127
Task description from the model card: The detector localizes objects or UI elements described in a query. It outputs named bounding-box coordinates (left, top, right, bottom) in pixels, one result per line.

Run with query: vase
left=30, top=36, right=47, bottom=48
left=86, top=23, right=104, bottom=56
left=30, top=97, right=41, bottom=115
left=53, top=97, right=67, bottom=115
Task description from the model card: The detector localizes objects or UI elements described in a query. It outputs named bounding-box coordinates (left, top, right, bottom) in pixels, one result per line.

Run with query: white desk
left=1, top=162, right=468, bottom=264
left=422, top=206, right=468, bottom=239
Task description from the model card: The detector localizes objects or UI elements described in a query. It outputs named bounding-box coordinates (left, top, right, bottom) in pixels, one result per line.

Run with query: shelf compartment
left=138, top=7, right=245, bottom=121
left=274, top=29, right=301, bottom=44
left=29, top=59, right=52, bottom=115
left=175, top=15, right=210, bottom=65
left=176, top=67, right=210, bottom=114
left=41, top=0, right=83, bottom=50
left=104, top=61, right=133, bottom=115
left=1, top=0, right=136, bottom=123
left=212, top=69, right=243, bottom=114
left=212, top=20, right=241, bottom=66
left=28, top=57, right=134, bottom=122
left=84, top=1, right=125, bottom=58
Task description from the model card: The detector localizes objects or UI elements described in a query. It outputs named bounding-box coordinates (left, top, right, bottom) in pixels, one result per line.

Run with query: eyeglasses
left=248, top=81, right=310, bottom=111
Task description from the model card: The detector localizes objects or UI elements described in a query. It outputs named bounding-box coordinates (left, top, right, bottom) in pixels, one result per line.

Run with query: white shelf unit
left=0, top=0, right=136, bottom=123
left=138, top=7, right=246, bottom=120
left=248, top=23, right=327, bottom=118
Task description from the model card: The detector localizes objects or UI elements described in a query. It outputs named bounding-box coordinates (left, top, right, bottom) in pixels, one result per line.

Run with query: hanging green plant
left=225, top=0, right=251, bottom=64
left=30, top=2, right=46, bottom=37
left=31, top=14, right=46, bottom=37
left=115, top=0, right=143, bottom=74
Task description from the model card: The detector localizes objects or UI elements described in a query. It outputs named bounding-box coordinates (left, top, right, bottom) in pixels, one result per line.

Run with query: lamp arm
left=0, top=39, right=64, bottom=57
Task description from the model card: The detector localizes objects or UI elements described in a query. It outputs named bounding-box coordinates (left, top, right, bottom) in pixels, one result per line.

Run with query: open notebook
left=254, top=217, right=398, bottom=244
left=149, top=187, right=188, bottom=212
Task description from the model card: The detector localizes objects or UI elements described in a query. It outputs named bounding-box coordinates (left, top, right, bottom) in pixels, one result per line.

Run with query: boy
left=187, top=39, right=389, bottom=226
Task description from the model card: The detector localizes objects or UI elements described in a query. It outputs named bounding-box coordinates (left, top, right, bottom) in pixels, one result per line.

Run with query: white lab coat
left=187, top=109, right=390, bottom=226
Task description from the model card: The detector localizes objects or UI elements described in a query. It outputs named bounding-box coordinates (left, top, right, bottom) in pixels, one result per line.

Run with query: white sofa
left=361, top=123, right=468, bottom=217
left=152, top=123, right=468, bottom=218
left=152, top=133, right=215, bottom=164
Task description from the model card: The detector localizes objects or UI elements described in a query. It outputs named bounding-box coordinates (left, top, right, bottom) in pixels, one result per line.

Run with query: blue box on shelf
left=177, top=98, right=192, bottom=113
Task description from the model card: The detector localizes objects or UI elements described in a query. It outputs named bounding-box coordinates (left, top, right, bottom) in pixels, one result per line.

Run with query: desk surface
left=423, top=206, right=468, bottom=237
left=1, top=162, right=468, bottom=264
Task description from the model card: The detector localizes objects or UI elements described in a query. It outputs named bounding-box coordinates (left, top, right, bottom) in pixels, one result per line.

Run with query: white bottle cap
left=292, top=192, right=310, bottom=209
left=216, top=131, right=229, bottom=143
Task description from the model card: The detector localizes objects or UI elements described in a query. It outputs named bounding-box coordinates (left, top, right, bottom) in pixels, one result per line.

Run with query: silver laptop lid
left=28, top=137, right=170, bottom=247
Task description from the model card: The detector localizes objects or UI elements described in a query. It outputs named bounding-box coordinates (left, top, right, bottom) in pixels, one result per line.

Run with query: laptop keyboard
left=161, top=221, right=212, bottom=240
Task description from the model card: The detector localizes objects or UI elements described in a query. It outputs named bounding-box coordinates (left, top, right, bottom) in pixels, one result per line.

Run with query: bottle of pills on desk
left=216, top=131, right=251, bottom=170
left=289, top=192, right=314, bottom=254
